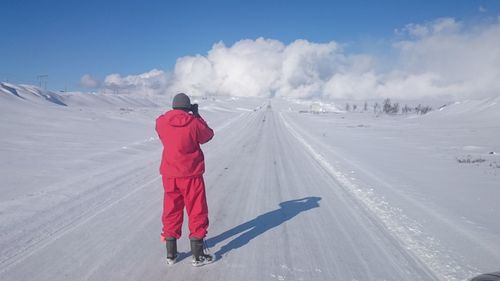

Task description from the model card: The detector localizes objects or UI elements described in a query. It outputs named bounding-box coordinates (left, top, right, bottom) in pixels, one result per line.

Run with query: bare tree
left=402, top=104, right=411, bottom=114
left=415, top=104, right=422, bottom=114
left=391, top=102, right=399, bottom=114
left=420, top=105, right=432, bottom=114
left=383, top=98, right=392, bottom=114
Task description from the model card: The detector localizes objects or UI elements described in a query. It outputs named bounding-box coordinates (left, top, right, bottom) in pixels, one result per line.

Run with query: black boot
left=190, top=238, right=213, bottom=267
left=165, top=237, right=177, bottom=265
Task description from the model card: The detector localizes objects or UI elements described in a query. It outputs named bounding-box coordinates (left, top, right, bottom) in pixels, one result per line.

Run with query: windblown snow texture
left=1, top=83, right=499, bottom=281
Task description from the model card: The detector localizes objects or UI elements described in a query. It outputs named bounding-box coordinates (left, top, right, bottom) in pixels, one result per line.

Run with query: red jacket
left=155, top=110, right=214, bottom=178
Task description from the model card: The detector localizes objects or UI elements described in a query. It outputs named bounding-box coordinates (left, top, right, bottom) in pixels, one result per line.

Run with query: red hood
left=160, top=109, right=194, bottom=127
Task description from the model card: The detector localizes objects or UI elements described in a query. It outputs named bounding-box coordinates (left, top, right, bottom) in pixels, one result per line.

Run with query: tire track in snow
left=200, top=107, right=436, bottom=280
left=0, top=109, right=250, bottom=276
left=279, top=112, right=478, bottom=281
left=0, top=175, right=161, bottom=275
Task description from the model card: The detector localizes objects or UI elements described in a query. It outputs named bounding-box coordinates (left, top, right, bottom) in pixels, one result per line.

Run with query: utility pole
left=37, top=74, right=48, bottom=90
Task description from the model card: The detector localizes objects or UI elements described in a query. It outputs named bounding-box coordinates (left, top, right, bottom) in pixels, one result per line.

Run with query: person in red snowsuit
left=155, top=93, right=214, bottom=266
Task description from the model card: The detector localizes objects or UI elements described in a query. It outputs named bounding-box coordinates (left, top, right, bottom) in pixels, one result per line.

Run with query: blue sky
left=1, top=0, right=499, bottom=91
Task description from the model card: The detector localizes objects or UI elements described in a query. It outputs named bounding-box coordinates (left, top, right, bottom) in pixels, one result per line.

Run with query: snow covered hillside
left=1, top=83, right=499, bottom=281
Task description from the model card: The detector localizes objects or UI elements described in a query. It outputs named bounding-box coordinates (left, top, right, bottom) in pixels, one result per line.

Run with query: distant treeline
left=345, top=99, right=432, bottom=115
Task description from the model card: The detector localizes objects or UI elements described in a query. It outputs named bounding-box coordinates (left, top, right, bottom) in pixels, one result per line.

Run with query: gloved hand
left=191, top=103, right=200, bottom=117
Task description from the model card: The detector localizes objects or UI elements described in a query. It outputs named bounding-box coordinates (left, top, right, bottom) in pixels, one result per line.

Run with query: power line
left=37, top=74, right=48, bottom=90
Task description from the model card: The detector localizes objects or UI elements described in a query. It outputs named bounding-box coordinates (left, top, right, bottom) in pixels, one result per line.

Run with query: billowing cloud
left=79, top=74, right=100, bottom=88
left=167, top=38, right=363, bottom=99
left=168, top=17, right=500, bottom=100
left=92, top=17, right=500, bottom=100
left=102, top=69, right=169, bottom=95
left=387, top=17, right=500, bottom=99
left=168, top=38, right=285, bottom=97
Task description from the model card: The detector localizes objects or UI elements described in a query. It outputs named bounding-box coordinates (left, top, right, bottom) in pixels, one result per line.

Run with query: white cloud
left=324, top=71, right=378, bottom=99
left=389, top=17, right=500, bottom=99
left=80, top=74, right=100, bottom=88
left=168, top=38, right=361, bottom=99
left=168, top=38, right=285, bottom=97
left=92, top=17, right=500, bottom=100
left=102, top=69, right=169, bottom=95
left=399, top=18, right=462, bottom=38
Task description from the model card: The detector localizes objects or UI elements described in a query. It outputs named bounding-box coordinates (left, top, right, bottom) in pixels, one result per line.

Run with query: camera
left=190, top=103, right=199, bottom=116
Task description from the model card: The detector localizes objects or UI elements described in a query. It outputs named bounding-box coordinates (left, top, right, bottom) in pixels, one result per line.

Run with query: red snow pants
left=161, top=175, right=209, bottom=239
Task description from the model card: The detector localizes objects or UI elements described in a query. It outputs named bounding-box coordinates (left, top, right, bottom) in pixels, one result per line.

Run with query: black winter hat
left=172, top=93, right=191, bottom=109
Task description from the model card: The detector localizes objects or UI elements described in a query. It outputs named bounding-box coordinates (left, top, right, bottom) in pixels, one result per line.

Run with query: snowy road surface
left=1, top=93, right=499, bottom=280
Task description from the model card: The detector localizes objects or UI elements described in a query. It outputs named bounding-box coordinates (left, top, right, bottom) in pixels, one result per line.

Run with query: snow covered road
left=1, top=95, right=498, bottom=280
left=0, top=103, right=433, bottom=280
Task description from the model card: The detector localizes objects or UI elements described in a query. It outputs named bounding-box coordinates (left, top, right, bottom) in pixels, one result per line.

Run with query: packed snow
left=1, top=82, right=499, bottom=281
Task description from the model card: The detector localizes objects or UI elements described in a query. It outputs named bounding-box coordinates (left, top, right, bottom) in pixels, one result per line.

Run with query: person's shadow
left=205, top=196, right=321, bottom=259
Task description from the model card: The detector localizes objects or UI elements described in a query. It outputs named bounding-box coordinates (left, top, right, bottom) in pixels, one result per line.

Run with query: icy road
left=1, top=93, right=499, bottom=280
